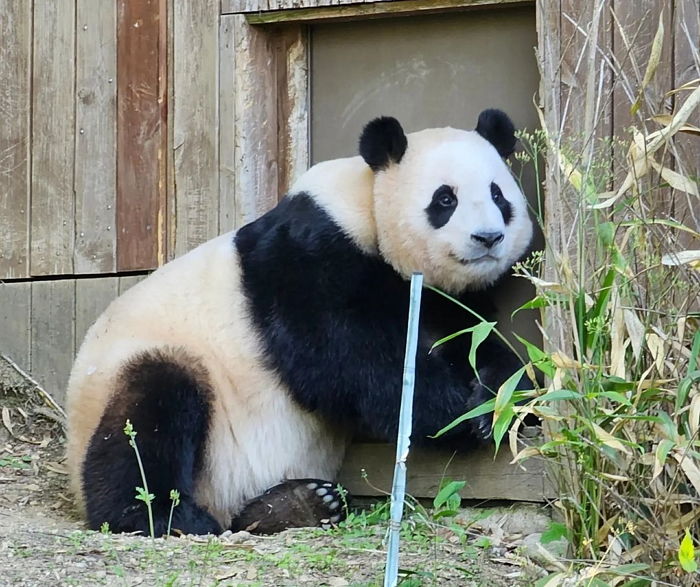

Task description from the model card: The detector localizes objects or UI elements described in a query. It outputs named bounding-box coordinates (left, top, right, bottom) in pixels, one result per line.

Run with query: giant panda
left=66, top=109, right=533, bottom=537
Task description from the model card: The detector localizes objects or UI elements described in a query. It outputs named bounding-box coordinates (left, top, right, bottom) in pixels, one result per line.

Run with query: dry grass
left=504, top=2, right=700, bottom=584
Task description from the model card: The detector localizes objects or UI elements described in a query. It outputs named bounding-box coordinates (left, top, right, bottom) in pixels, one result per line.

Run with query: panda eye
left=434, top=186, right=456, bottom=208
left=491, top=182, right=504, bottom=202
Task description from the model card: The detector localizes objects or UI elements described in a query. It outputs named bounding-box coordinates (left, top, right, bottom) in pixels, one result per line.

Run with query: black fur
left=359, top=116, right=408, bottom=171
left=475, top=109, right=517, bottom=158
left=425, top=185, right=458, bottom=229
left=491, top=182, right=513, bottom=224
left=82, top=349, right=221, bottom=536
left=235, top=194, right=526, bottom=450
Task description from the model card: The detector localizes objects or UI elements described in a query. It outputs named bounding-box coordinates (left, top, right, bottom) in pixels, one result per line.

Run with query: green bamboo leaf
left=679, top=528, right=698, bottom=573
left=429, top=327, right=475, bottom=353
left=468, top=321, right=496, bottom=372
left=493, top=405, right=515, bottom=452
left=537, top=389, right=582, bottom=402
left=494, top=365, right=527, bottom=415
left=430, top=398, right=497, bottom=438
left=433, top=480, right=466, bottom=509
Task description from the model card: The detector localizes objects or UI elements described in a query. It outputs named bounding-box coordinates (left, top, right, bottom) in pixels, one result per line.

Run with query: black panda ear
left=475, top=109, right=517, bottom=159
left=359, top=116, right=408, bottom=172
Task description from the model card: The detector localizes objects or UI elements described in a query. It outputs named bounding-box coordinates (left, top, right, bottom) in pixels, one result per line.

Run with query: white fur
left=302, top=127, right=532, bottom=293
left=66, top=234, right=348, bottom=526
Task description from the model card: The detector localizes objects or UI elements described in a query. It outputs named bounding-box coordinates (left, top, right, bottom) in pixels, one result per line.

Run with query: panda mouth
left=452, top=253, right=498, bottom=265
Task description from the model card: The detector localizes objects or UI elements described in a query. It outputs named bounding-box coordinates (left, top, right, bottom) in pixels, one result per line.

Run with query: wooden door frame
left=219, top=0, right=537, bottom=223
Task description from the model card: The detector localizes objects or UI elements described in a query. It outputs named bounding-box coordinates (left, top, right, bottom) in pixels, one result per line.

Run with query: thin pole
left=384, top=272, right=423, bottom=587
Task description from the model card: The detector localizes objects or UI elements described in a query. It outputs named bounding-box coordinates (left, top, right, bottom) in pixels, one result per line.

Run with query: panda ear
left=359, top=116, right=408, bottom=172
left=475, top=109, right=517, bottom=159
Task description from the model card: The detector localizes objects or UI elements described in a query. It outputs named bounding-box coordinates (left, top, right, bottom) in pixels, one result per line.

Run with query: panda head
left=359, top=109, right=533, bottom=293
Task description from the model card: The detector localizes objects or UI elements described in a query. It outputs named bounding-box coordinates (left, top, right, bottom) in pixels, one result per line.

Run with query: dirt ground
left=0, top=363, right=553, bottom=586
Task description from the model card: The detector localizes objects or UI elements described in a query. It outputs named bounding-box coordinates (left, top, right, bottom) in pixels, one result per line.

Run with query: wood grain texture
left=232, top=16, right=280, bottom=223
left=75, top=0, right=118, bottom=274
left=74, top=277, right=119, bottom=354
left=0, top=1, right=31, bottom=279
left=611, top=1, right=673, bottom=134
left=340, top=443, right=554, bottom=501
left=276, top=26, right=309, bottom=197
left=117, top=0, right=165, bottom=271
left=31, top=0, right=76, bottom=276
left=118, top=274, right=148, bottom=295
left=30, top=280, right=76, bottom=405
left=0, top=282, right=32, bottom=370
left=219, top=15, right=238, bottom=232
left=173, top=0, right=220, bottom=256
left=222, top=0, right=533, bottom=24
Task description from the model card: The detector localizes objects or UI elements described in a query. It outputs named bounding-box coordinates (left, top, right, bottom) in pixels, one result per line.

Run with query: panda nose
left=471, top=231, right=504, bottom=249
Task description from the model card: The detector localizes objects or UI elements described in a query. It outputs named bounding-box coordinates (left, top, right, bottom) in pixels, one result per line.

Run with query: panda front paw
left=230, top=478, right=349, bottom=534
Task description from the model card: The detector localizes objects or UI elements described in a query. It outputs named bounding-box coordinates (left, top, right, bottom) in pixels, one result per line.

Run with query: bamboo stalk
left=384, top=272, right=423, bottom=587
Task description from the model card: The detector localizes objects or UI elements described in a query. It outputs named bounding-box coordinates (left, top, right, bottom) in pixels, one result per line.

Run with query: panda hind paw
left=230, top=478, right=350, bottom=535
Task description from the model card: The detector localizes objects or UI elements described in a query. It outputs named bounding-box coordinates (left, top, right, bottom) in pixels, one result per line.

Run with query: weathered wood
left=173, top=0, right=220, bottom=255
left=219, top=14, right=238, bottom=232
left=30, top=280, right=76, bottom=406
left=118, top=274, right=148, bottom=296
left=117, top=0, right=165, bottom=271
left=611, top=1, right=673, bottom=134
left=224, top=0, right=355, bottom=11
left=75, top=0, right=118, bottom=274
left=276, top=26, right=310, bottom=197
left=340, top=442, right=554, bottom=501
left=0, top=282, right=31, bottom=370
left=75, top=277, right=119, bottom=354
left=233, top=16, right=280, bottom=223
left=225, top=0, right=532, bottom=23
left=0, top=1, right=31, bottom=279
left=31, top=0, right=75, bottom=276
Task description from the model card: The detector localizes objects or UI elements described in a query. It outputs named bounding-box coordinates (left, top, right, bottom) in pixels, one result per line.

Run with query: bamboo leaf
left=679, top=529, right=698, bottom=573
left=631, top=16, right=664, bottom=116
left=592, top=422, right=631, bottom=454
left=652, top=439, right=675, bottom=481
left=468, top=321, right=496, bottom=373
left=429, top=327, right=475, bottom=353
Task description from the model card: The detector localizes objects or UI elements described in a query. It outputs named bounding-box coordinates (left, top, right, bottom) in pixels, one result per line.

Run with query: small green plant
left=100, top=521, right=111, bottom=534
left=431, top=480, right=465, bottom=520
left=166, top=489, right=180, bottom=536
left=123, top=419, right=155, bottom=538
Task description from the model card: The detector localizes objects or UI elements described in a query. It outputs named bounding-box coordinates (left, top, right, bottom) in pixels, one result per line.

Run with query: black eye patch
left=491, top=182, right=512, bottom=225
left=425, top=185, right=457, bottom=229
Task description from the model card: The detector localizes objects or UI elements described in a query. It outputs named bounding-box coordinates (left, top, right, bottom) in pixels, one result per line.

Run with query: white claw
left=315, top=487, right=328, bottom=496
left=322, top=494, right=333, bottom=503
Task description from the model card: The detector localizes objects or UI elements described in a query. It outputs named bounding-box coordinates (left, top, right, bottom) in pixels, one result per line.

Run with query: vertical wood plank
left=75, top=0, right=118, bottom=274
left=0, top=282, right=32, bottom=370
left=0, top=1, right=31, bottom=279
left=219, top=14, right=238, bottom=232
left=31, top=0, right=75, bottom=276
left=276, top=25, right=310, bottom=198
left=117, top=0, right=166, bottom=271
left=30, top=280, right=76, bottom=406
left=74, top=277, right=119, bottom=354
left=611, top=1, right=674, bottom=131
left=173, top=0, right=220, bottom=255
left=233, top=16, right=279, bottom=224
